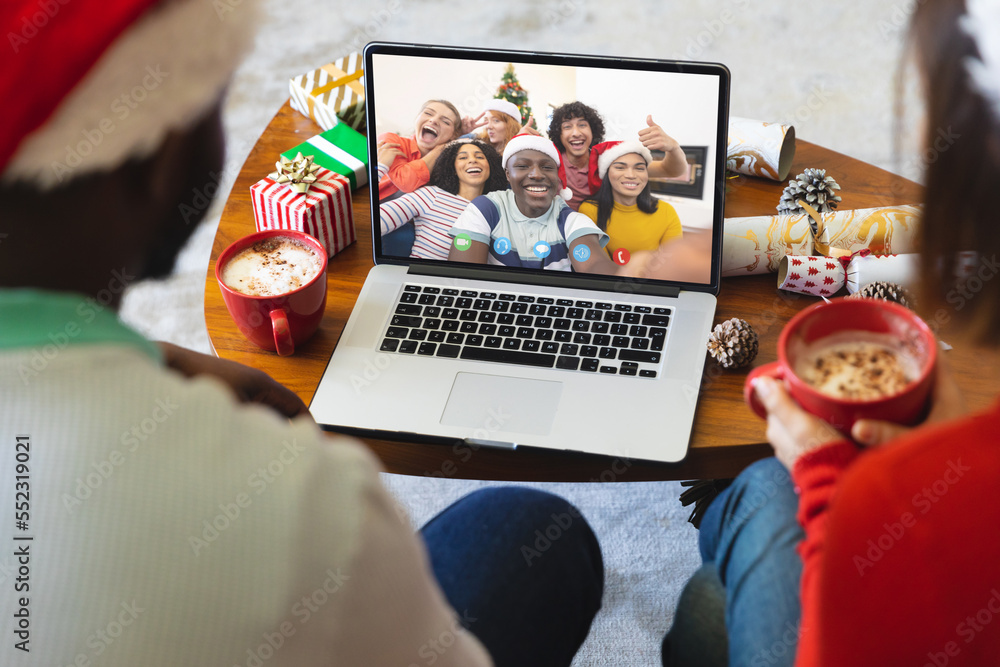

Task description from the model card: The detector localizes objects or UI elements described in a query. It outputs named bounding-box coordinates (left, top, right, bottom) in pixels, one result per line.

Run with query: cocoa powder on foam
left=222, top=237, right=323, bottom=297
left=793, top=334, right=921, bottom=401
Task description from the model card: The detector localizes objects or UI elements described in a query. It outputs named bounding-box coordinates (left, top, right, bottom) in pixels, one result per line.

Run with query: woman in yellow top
left=578, top=140, right=682, bottom=261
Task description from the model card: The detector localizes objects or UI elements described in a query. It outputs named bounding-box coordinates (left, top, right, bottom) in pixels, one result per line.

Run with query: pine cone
left=707, top=318, right=759, bottom=369
left=854, top=281, right=914, bottom=309
left=777, top=168, right=842, bottom=215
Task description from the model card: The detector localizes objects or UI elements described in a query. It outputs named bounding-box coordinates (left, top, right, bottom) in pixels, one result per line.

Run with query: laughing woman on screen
left=578, top=141, right=682, bottom=258
left=379, top=139, right=508, bottom=260
left=376, top=99, right=466, bottom=201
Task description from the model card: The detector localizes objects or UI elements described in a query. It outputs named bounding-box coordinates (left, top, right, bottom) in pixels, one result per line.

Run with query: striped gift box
left=249, top=167, right=355, bottom=259
left=281, top=123, right=368, bottom=191
left=289, top=53, right=365, bottom=131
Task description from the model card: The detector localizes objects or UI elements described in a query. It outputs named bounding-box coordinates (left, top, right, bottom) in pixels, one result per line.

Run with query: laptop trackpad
left=441, top=373, right=563, bottom=437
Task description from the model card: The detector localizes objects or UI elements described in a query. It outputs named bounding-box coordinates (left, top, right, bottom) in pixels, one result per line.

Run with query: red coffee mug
left=744, top=298, right=937, bottom=435
left=216, top=230, right=327, bottom=356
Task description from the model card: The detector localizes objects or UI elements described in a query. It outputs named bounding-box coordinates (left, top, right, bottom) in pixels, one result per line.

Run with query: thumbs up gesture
left=638, top=115, right=681, bottom=154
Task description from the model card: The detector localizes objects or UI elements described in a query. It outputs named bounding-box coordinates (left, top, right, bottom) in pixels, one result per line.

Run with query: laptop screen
left=364, top=43, right=729, bottom=294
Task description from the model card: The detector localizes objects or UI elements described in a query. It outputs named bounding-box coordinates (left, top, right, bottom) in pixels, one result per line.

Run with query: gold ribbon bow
left=269, top=153, right=321, bottom=195
left=797, top=199, right=853, bottom=259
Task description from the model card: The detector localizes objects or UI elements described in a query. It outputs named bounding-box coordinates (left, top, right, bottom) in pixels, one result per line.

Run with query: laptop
left=310, top=42, right=730, bottom=464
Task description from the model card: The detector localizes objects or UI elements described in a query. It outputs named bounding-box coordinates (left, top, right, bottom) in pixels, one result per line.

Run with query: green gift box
left=281, top=122, right=368, bottom=190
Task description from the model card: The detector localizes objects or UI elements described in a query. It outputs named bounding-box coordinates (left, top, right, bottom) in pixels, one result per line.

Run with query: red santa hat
left=502, top=133, right=573, bottom=201
left=482, top=98, right=521, bottom=123
left=594, top=140, right=653, bottom=179
left=0, top=0, right=258, bottom=190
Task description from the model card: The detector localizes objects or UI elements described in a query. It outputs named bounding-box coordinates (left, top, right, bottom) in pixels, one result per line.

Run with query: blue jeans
left=421, top=487, right=604, bottom=667
left=380, top=221, right=415, bottom=257
left=663, top=458, right=804, bottom=667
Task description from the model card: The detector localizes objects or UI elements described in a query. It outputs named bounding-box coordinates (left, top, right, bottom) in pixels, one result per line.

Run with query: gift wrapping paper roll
left=722, top=213, right=814, bottom=276
left=726, top=117, right=796, bottom=181
left=812, top=204, right=922, bottom=257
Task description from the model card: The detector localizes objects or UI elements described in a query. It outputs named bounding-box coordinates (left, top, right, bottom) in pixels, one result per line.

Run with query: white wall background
left=370, top=55, right=576, bottom=137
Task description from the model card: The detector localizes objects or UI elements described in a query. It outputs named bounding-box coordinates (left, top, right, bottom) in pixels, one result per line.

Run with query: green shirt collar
left=0, top=289, right=162, bottom=362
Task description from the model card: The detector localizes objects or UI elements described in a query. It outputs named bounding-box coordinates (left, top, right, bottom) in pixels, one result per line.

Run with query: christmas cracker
left=777, top=253, right=920, bottom=297
left=722, top=204, right=922, bottom=276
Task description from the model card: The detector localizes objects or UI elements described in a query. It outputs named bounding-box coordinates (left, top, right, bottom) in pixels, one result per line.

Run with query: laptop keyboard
left=378, top=284, right=670, bottom=378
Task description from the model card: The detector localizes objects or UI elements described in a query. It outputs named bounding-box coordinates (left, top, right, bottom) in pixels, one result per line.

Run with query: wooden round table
left=205, top=102, right=998, bottom=482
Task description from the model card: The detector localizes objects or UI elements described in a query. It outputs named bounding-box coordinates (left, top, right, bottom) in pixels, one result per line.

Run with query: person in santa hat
left=474, top=98, right=527, bottom=155
left=447, top=133, right=613, bottom=272
left=0, top=2, right=603, bottom=665
left=547, top=101, right=688, bottom=211
left=578, top=140, right=683, bottom=261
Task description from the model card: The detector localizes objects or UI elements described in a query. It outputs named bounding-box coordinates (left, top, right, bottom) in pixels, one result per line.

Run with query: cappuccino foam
left=794, top=335, right=919, bottom=401
left=222, top=237, right=323, bottom=297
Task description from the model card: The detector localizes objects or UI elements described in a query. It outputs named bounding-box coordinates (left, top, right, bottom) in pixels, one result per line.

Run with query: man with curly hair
left=548, top=101, right=688, bottom=211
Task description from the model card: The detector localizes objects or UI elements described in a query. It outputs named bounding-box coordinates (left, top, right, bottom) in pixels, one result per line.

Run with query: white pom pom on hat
left=482, top=98, right=522, bottom=123
left=1, top=0, right=259, bottom=190
left=595, top=140, right=653, bottom=179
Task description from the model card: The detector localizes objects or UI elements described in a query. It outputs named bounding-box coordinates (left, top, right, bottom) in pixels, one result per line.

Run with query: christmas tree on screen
left=495, top=64, right=535, bottom=128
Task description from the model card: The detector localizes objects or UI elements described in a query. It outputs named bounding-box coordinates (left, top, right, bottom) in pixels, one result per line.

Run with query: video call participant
left=449, top=134, right=633, bottom=275
left=475, top=98, right=526, bottom=155
left=548, top=101, right=689, bottom=211
left=379, top=139, right=508, bottom=260
left=0, top=3, right=603, bottom=665
left=578, top=140, right=683, bottom=259
left=377, top=99, right=467, bottom=256
left=548, top=101, right=605, bottom=210
left=376, top=99, right=464, bottom=201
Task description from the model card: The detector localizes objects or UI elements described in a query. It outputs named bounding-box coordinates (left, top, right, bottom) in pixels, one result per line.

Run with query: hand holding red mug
left=755, top=357, right=968, bottom=469
left=753, top=376, right=844, bottom=469
left=744, top=298, right=939, bottom=451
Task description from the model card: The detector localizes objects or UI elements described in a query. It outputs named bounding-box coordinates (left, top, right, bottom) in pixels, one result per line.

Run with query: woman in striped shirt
left=379, top=139, right=509, bottom=260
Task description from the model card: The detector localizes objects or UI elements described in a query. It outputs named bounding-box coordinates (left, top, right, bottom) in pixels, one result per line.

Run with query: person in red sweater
left=377, top=99, right=477, bottom=201
left=663, top=0, right=1000, bottom=664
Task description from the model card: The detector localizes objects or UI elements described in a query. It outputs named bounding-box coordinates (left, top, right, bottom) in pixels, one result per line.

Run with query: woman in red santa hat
left=578, top=140, right=683, bottom=262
